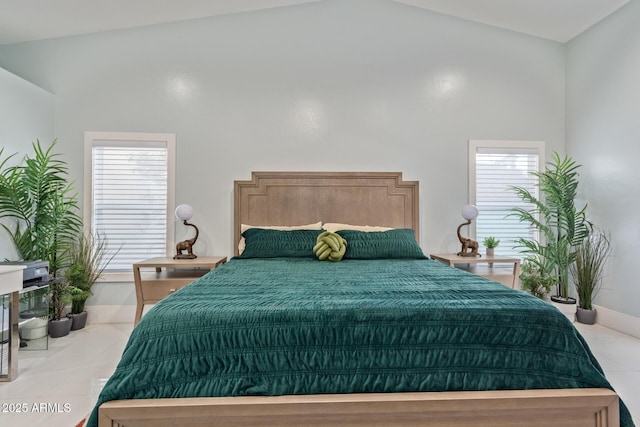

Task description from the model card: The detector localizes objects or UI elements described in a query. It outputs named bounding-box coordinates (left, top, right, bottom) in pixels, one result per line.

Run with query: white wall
left=0, top=68, right=56, bottom=261
left=0, top=0, right=566, bottom=307
left=566, top=0, right=640, bottom=318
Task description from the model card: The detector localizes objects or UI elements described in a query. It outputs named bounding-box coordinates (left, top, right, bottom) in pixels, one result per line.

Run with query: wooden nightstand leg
left=133, top=264, right=144, bottom=326
left=134, top=303, right=143, bottom=326
left=512, top=261, right=521, bottom=289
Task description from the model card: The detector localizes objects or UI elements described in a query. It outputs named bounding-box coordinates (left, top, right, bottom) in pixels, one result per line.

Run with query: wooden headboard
left=234, top=172, right=419, bottom=255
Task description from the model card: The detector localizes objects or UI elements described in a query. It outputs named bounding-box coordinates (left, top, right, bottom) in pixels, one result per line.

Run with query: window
left=468, top=140, right=544, bottom=259
left=84, top=132, right=176, bottom=275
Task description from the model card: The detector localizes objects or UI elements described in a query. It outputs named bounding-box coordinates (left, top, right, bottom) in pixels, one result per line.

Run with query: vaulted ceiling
left=0, top=0, right=630, bottom=45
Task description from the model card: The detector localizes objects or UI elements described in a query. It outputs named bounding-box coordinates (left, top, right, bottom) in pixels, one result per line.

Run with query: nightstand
left=133, top=256, right=227, bottom=325
left=430, top=253, right=521, bottom=288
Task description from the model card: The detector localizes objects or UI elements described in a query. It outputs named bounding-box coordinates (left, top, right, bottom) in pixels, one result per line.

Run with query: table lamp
left=456, top=204, right=481, bottom=257
left=174, top=204, right=199, bottom=259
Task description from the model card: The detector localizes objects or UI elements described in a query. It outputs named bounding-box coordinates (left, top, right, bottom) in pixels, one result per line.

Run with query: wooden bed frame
left=233, top=171, right=420, bottom=255
left=99, top=171, right=620, bottom=427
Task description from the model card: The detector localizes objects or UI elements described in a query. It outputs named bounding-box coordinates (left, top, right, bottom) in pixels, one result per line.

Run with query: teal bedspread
left=88, top=258, right=633, bottom=426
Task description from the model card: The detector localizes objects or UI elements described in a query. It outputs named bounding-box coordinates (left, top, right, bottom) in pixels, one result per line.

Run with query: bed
left=90, top=172, right=632, bottom=427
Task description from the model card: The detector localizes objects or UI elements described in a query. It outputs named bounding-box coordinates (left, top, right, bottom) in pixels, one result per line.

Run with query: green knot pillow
left=313, top=231, right=347, bottom=262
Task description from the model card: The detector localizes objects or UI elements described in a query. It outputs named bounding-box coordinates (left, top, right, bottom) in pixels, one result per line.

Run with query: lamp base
left=457, top=237, right=481, bottom=257
left=456, top=219, right=481, bottom=258
left=173, top=254, right=197, bottom=259
left=457, top=251, right=481, bottom=257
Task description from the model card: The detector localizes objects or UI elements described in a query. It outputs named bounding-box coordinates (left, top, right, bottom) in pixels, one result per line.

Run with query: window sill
left=97, top=271, right=134, bottom=283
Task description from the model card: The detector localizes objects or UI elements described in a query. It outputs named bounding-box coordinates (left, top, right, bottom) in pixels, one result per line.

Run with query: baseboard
left=594, top=304, right=640, bottom=340
left=85, top=305, right=136, bottom=325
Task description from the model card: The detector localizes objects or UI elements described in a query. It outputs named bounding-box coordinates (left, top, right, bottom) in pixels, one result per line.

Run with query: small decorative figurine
left=174, top=204, right=199, bottom=259
left=456, top=204, right=481, bottom=257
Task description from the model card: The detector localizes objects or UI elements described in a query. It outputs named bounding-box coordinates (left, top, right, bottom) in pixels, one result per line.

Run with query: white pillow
left=238, top=222, right=322, bottom=254
left=322, top=223, right=394, bottom=233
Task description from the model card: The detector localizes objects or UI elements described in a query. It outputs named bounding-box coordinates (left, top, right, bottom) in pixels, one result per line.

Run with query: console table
left=0, top=265, right=25, bottom=381
left=430, top=253, right=521, bottom=289
left=133, top=256, right=227, bottom=325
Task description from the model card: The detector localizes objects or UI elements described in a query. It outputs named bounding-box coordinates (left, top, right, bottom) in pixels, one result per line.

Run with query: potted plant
left=510, top=153, right=592, bottom=319
left=570, top=230, right=611, bottom=324
left=482, top=236, right=500, bottom=257
left=0, top=140, right=82, bottom=278
left=519, top=256, right=553, bottom=300
left=65, top=231, right=118, bottom=330
left=48, top=280, right=78, bottom=338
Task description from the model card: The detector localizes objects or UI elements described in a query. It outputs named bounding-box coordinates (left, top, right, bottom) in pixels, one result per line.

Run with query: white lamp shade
left=175, top=204, right=193, bottom=221
left=461, top=204, right=479, bottom=221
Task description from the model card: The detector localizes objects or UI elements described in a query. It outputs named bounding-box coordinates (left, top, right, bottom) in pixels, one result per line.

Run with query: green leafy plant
left=49, top=280, right=80, bottom=321
left=520, top=257, right=553, bottom=300
left=65, top=231, right=119, bottom=314
left=510, top=153, right=592, bottom=302
left=482, top=236, right=500, bottom=249
left=0, top=140, right=82, bottom=277
left=570, top=230, right=611, bottom=310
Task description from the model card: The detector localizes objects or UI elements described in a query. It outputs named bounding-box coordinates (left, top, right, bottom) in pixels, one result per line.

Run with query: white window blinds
left=470, top=141, right=543, bottom=259
left=85, top=133, right=175, bottom=272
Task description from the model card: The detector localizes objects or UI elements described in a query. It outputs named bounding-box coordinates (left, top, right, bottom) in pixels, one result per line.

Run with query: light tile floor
left=0, top=322, right=638, bottom=427
left=575, top=323, right=640, bottom=426
left=0, top=323, right=131, bottom=427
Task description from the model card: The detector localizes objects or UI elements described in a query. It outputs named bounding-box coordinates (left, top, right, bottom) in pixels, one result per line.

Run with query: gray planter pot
left=576, top=307, right=597, bottom=325
left=49, top=317, right=72, bottom=338
left=67, top=311, right=88, bottom=330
